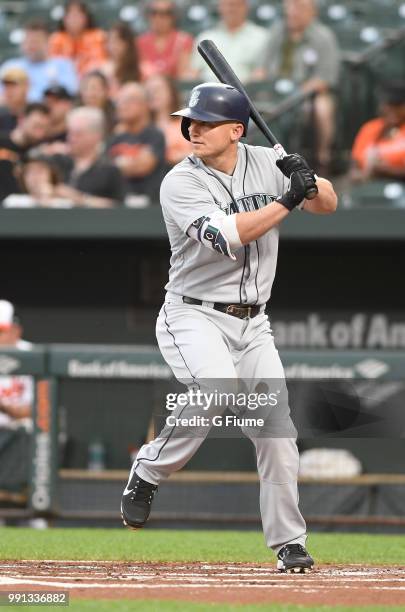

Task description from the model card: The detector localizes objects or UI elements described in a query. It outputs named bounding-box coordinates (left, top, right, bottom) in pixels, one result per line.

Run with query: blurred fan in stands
left=0, top=67, right=29, bottom=135
left=102, top=22, right=141, bottom=99
left=145, top=74, right=192, bottom=168
left=259, top=0, right=340, bottom=173
left=2, top=154, right=64, bottom=208
left=351, top=82, right=405, bottom=182
left=79, top=71, right=115, bottom=135
left=0, top=103, right=50, bottom=203
left=137, top=0, right=194, bottom=80
left=39, top=85, right=75, bottom=153
left=107, top=83, right=166, bottom=204
left=189, top=0, right=269, bottom=83
left=53, top=106, right=126, bottom=207
left=48, top=0, right=107, bottom=77
left=0, top=19, right=78, bottom=103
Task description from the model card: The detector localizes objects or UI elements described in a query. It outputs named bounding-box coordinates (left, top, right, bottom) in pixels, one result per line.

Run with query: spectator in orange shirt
left=48, top=0, right=107, bottom=77
left=351, top=82, right=405, bottom=181
left=145, top=74, right=192, bottom=169
left=137, top=0, right=194, bottom=80
left=102, top=22, right=141, bottom=99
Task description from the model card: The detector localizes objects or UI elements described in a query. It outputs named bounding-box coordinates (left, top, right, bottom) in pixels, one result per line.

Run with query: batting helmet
left=172, top=83, right=250, bottom=141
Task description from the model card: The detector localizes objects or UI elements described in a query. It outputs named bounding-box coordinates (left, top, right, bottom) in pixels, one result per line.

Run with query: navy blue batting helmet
left=172, top=83, right=250, bottom=141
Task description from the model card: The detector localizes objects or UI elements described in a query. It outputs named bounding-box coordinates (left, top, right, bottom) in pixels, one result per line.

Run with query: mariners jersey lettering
left=160, top=143, right=289, bottom=304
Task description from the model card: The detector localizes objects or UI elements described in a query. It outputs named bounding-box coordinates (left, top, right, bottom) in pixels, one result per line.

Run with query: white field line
left=1, top=577, right=405, bottom=592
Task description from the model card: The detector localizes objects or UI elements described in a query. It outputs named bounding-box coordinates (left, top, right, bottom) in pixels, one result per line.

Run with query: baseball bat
left=197, top=39, right=318, bottom=200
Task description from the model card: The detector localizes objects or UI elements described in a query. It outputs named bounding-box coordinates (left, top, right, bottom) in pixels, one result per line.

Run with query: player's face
left=188, top=120, right=243, bottom=158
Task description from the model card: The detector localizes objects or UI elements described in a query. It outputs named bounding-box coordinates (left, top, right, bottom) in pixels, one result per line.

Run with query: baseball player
left=122, top=83, right=337, bottom=572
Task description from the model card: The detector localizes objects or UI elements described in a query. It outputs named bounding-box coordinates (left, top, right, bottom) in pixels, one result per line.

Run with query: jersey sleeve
left=160, top=169, right=228, bottom=233
left=160, top=169, right=239, bottom=259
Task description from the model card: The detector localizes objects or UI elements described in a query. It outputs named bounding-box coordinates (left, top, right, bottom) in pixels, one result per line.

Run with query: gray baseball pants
left=134, top=293, right=307, bottom=553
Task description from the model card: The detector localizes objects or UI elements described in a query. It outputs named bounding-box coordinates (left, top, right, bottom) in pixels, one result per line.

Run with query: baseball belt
left=182, top=295, right=262, bottom=319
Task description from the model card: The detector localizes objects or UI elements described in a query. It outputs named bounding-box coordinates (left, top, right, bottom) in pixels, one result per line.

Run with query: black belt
left=182, top=296, right=262, bottom=319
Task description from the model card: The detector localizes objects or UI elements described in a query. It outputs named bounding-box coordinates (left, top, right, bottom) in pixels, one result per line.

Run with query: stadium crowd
left=0, top=0, right=403, bottom=208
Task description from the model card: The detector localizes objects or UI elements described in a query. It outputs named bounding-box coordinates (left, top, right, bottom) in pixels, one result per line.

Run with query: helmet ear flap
left=181, top=117, right=191, bottom=141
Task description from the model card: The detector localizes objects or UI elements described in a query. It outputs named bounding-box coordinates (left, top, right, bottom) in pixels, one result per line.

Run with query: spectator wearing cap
left=34, top=86, right=74, bottom=158
left=48, top=1, right=107, bottom=77
left=0, top=300, right=33, bottom=501
left=0, top=19, right=78, bottom=103
left=351, top=82, right=405, bottom=182
left=107, top=83, right=166, bottom=204
left=0, top=103, right=51, bottom=203
left=189, top=0, right=269, bottom=83
left=42, top=86, right=75, bottom=145
left=137, top=0, right=194, bottom=80
left=54, top=106, right=126, bottom=207
left=0, top=67, right=29, bottom=134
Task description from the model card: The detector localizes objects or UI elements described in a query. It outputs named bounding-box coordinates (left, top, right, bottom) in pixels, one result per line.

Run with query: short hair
left=67, top=106, right=105, bottom=134
left=25, top=103, right=50, bottom=117
left=24, top=18, right=49, bottom=33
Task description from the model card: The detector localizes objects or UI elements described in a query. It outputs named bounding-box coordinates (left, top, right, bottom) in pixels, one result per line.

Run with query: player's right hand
left=277, top=171, right=313, bottom=211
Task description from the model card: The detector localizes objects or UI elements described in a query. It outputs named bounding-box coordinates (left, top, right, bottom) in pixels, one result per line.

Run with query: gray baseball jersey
left=160, top=143, right=289, bottom=304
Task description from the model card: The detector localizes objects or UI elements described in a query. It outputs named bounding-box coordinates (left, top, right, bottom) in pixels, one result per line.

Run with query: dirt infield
left=1, top=561, right=405, bottom=606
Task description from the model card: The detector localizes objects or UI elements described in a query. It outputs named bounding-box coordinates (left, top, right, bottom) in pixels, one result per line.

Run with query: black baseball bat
left=197, top=39, right=318, bottom=200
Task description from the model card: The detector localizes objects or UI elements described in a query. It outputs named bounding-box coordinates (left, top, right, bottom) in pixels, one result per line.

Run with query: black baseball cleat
left=277, top=544, right=314, bottom=573
left=121, top=470, right=158, bottom=530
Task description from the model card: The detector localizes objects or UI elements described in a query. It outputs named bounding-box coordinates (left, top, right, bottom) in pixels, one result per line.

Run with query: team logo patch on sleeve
left=187, top=216, right=234, bottom=259
left=203, top=224, right=233, bottom=257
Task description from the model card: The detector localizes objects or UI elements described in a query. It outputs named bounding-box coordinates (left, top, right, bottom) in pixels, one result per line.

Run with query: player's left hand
left=276, top=154, right=315, bottom=180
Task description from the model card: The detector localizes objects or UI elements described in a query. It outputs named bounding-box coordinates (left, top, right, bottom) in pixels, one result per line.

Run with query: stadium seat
left=344, top=180, right=405, bottom=208
left=250, top=2, right=282, bottom=28
left=179, top=4, right=216, bottom=36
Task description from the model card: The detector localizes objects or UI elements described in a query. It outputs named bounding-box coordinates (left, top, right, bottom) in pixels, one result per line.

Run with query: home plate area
left=1, top=562, right=405, bottom=606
